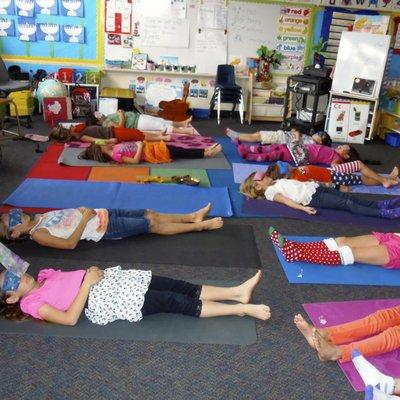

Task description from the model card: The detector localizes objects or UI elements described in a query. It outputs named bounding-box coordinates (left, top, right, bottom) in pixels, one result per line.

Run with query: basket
left=385, top=132, right=400, bottom=147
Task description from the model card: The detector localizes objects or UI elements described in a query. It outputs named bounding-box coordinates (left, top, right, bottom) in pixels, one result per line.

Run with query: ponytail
left=0, top=291, right=29, bottom=321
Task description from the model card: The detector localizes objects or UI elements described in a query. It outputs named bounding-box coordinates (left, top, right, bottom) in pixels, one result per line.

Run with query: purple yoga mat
left=241, top=198, right=400, bottom=229
left=303, top=299, right=400, bottom=392
left=233, top=163, right=269, bottom=183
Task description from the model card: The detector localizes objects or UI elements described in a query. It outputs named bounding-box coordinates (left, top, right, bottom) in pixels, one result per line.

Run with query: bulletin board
left=0, top=0, right=103, bottom=66
left=104, top=0, right=314, bottom=75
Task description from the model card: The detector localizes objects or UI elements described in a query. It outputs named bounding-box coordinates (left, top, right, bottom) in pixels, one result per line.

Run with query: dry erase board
left=332, top=31, right=391, bottom=97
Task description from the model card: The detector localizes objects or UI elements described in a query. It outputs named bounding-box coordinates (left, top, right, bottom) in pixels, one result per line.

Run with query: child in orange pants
left=294, top=308, right=400, bottom=363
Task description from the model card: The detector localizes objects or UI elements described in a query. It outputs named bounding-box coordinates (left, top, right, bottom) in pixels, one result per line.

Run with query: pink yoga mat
left=303, top=299, right=400, bottom=392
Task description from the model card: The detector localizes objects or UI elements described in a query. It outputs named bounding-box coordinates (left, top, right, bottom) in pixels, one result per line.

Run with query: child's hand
left=78, top=207, right=97, bottom=220
left=303, top=206, right=317, bottom=215
left=84, top=266, right=104, bottom=286
left=108, top=138, right=118, bottom=144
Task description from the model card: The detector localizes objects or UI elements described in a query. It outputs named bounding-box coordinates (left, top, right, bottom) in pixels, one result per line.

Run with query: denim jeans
left=102, top=209, right=150, bottom=240
left=309, top=186, right=380, bottom=217
left=141, top=275, right=202, bottom=317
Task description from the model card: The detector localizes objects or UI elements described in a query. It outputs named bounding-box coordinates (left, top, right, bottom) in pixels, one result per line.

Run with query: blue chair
left=210, top=64, right=244, bottom=125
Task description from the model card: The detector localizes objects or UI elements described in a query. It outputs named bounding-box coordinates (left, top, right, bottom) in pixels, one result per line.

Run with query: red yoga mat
left=26, top=144, right=91, bottom=181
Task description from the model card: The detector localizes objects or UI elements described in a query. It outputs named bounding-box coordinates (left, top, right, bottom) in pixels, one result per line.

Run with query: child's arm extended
left=80, top=135, right=116, bottom=144
left=38, top=267, right=104, bottom=326
left=121, top=142, right=144, bottom=164
left=273, top=193, right=317, bottom=215
left=31, top=208, right=97, bottom=250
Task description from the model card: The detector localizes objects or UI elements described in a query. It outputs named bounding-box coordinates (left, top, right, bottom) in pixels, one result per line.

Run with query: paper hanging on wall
left=17, top=17, right=36, bottom=41
left=62, top=25, right=85, bottom=43
left=171, top=0, right=186, bottom=19
left=353, top=15, right=390, bottom=35
left=105, top=0, right=132, bottom=34
left=37, top=23, right=60, bottom=41
left=139, top=17, right=189, bottom=48
left=146, top=82, right=183, bottom=107
left=198, top=0, right=227, bottom=30
left=137, top=0, right=185, bottom=18
left=195, top=29, right=227, bottom=74
left=0, top=1, right=15, bottom=15
left=16, top=0, right=35, bottom=17
left=0, top=17, right=15, bottom=36
left=35, top=0, right=58, bottom=15
left=60, top=0, right=84, bottom=17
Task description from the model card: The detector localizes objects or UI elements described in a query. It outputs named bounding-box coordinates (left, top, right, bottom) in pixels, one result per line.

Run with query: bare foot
left=389, top=166, right=399, bottom=180
left=198, top=217, right=223, bottom=231
left=241, top=304, right=271, bottom=321
left=382, top=177, right=399, bottom=188
left=313, top=330, right=342, bottom=361
left=204, top=143, right=222, bottom=158
left=192, top=203, right=212, bottom=222
left=294, top=314, right=316, bottom=349
left=236, top=270, right=263, bottom=304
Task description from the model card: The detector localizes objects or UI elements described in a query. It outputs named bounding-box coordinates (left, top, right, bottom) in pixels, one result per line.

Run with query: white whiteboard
left=227, top=1, right=280, bottom=62
left=139, top=17, right=190, bottom=48
left=332, top=32, right=391, bottom=97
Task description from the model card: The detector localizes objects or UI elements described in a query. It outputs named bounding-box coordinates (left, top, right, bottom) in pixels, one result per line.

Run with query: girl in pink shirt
left=0, top=265, right=270, bottom=326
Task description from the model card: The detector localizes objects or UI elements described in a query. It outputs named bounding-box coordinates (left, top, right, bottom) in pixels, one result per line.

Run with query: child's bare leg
left=172, top=116, right=192, bottom=128
left=294, top=314, right=330, bottom=349
left=313, top=330, right=342, bottom=361
left=146, top=203, right=211, bottom=223
left=335, top=235, right=379, bottom=248
left=389, top=166, right=399, bottom=181
left=360, top=163, right=398, bottom=188
left=200, top=270, right=262, bottom=302
left=200, top=300, right=270, bottom=320
left=351, top=246, right=390, bottom=266
left=149, top=218, right=223, bottom=235
left=143, top=131, right=170, bottom=141
left=225, top=129, right=262, bottom=142
left=171, top=127, right=195, bottom=135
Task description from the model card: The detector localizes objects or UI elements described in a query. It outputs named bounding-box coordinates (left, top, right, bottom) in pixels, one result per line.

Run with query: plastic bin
left=100, top=87, right=135, bottom=111
left=192, top=108, right=210, bottom=119
left=385, top=132, right=400, bottom=147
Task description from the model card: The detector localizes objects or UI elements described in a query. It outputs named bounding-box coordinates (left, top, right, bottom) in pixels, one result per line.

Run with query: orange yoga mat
left=88, top=167, right=150, bottom=183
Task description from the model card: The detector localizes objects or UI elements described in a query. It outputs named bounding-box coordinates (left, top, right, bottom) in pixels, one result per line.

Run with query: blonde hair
left=239, top=172, right=266, bottom=200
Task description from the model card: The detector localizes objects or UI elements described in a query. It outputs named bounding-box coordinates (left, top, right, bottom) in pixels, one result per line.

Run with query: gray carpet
left=1, top=114, right=399, bottom=399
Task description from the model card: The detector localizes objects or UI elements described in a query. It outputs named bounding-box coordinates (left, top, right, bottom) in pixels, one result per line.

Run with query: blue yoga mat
left=233, top=163, right=268, bottom=184
left=4, top=179, right=233, bottom=217
left=350, top=175, right=400, bottom=196
left=273, top=236, right=400, bottom=286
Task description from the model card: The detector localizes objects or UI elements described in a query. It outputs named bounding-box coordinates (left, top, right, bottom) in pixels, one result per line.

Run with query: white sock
left=365, top=385, right=399, bottom=400
left=337, top=245, right=355, bottom=265
left=352, top=350, right=395, bottom=394
left=225, top=128, right=240, bottom=140
left=323, top=238, right=339, bottom=251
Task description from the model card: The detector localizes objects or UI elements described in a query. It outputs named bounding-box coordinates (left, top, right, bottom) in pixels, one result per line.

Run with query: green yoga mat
left=151, top=168, right=210, bottom=187
left=0, top=280, right=257, bottom=345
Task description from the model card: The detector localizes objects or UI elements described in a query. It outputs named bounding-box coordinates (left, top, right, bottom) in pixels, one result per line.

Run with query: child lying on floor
left=88, top=110, right=194, bottom=134
left=78, top=141, right=222, bottom=164
left=235, top=140, right=359, bottom=166
left=0, top=253, right=269, bottom=326
left=240, top=172, right=400, bottom=219
left=225, top=127, right=332, bottom=147
left=261, top=161, right=398, bottom=190
left=0, top=204, right=223, bottom=250
left=269, top=227, right=400, bottom=269
left=293, top=310, right=400, bottom=386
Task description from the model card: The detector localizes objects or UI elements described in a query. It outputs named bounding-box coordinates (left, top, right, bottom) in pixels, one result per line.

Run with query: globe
left=36, top=79, right=68, bottom=103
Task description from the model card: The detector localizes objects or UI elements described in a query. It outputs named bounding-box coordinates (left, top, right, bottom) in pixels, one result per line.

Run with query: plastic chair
left=0, top=55, right=32, bottom=132
left=210, top=65, right=244, bottom=125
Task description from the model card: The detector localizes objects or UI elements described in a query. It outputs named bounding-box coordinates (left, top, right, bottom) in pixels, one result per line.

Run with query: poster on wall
left=105, top=0, right=132, bottom=34
left=60, top=0, right=84, bottom=17
left=17, top=17, right=36, bottom=41
left=37, top=23, right=60, bottom=41
left=353, top=15, right=390, bottom=34
left=198, top=0, right=227, bottom=30
left=0, top=18, right=15, bottom=36
left=0, top=1, right=14, bottom=14
left=62, top=25, right=85, bottom=43
left=35, top=0, right=58, bottom=15
left=275, top=6, right=311, bottom=74
left=319, top=0, right=400, bottom=12
left=16, top=0, right=35, bottom=17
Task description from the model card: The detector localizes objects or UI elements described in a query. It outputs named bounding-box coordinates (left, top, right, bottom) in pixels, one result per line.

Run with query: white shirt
left=85, top=266, right=152, bottom=325
left=30, top=209, right=108, bottom=242
left=264, top=179, right=319, bottom=206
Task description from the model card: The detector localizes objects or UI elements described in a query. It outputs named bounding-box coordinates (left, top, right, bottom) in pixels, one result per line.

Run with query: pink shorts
left=372, top=232, right=400, bottom=269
